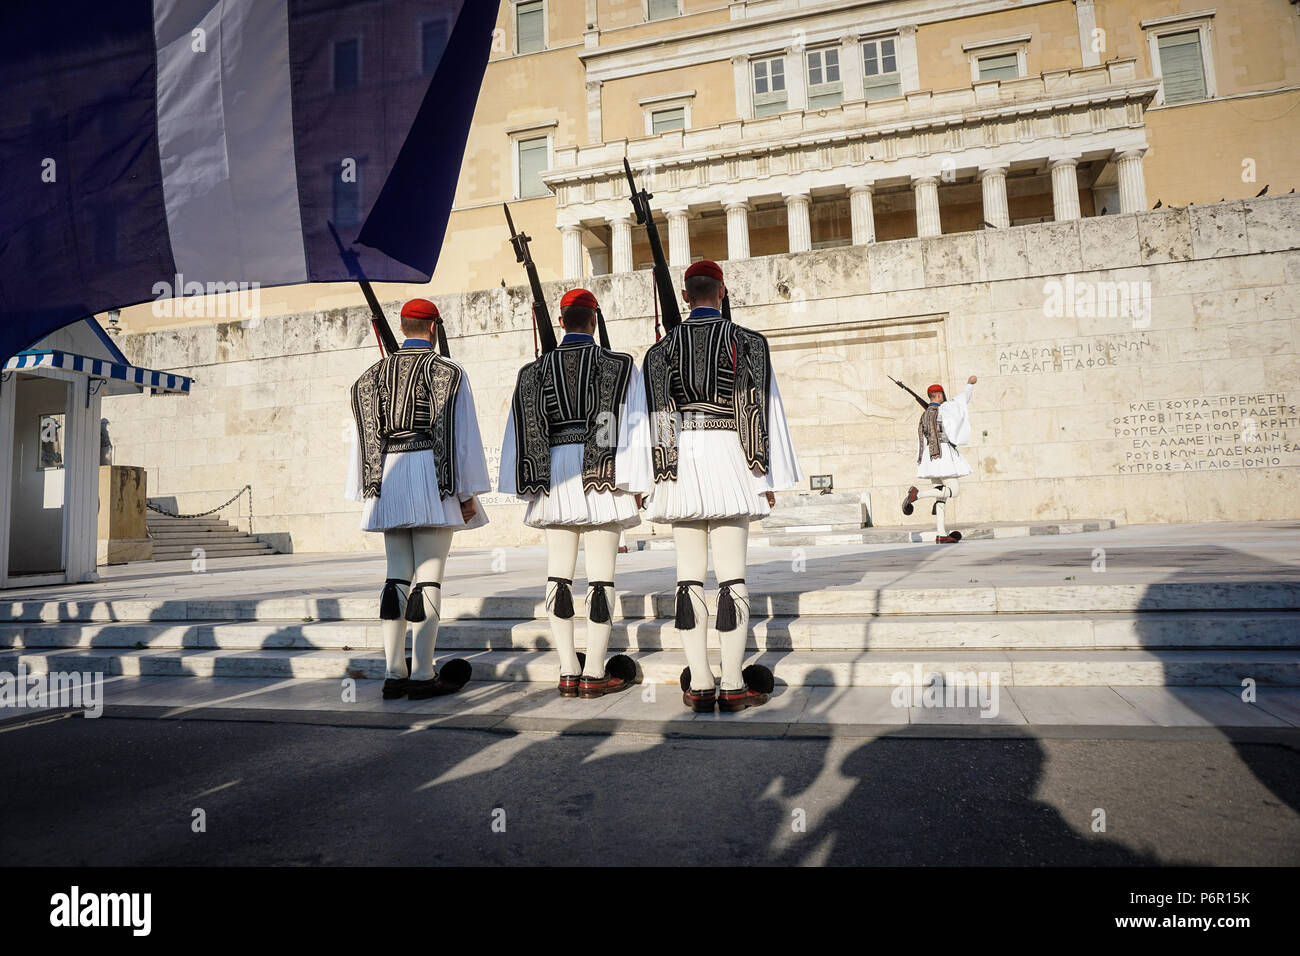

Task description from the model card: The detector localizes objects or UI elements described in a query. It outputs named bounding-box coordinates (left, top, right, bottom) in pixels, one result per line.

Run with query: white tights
left=915, top=478, right=960, bottom=536
left=672, top=517, right=750, bottom=692
left=545, top=524, right=623, bottom=678
left=381, top=527, right=454, bottom=680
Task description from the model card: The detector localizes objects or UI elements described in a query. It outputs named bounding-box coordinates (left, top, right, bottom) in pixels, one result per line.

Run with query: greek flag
left=0, top=0, right=499, bottom=362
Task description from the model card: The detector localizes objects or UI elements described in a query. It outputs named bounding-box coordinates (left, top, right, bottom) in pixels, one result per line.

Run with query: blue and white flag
left=0, top=0, right=499, bottom=362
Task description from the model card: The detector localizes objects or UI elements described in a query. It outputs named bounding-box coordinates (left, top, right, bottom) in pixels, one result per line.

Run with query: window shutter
left=517, top=2, right=544, bottom=54
left=1158, top=31, right=1207, bottom=103
left=518, top=138, right=548, bottom=198
left=652, top=107, right=685, bottom=133
left=863, top=74, right=902, bottom=101
left=977, top=52, right=1020, bottom=81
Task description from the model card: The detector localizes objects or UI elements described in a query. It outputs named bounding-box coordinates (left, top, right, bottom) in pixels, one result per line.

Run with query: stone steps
left=146, top=512, right=274, bottom=561
left=4, top=646, right=1296, bottom=687
left=10, top=582, right=1296, bottom=622
left=4, top=611, right=1298, bottom=652
left=628, top=519, right=1119, bottom=549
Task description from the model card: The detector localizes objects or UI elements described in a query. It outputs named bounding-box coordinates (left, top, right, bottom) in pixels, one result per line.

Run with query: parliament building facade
left=104, top=0, right=1300, bottom=553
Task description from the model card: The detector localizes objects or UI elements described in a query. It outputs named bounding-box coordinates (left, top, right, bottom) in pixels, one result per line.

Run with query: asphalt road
left=3, top=711, right=1298, bottom=866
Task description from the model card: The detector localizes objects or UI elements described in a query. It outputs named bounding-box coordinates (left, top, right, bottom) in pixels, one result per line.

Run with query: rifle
left=623, top=158, right=681, bottom=337
left=889, top=376, right=931, bottom=410
left=504, top=203, right=558, bottom=356
left=328, top=221, right=399, bottom=356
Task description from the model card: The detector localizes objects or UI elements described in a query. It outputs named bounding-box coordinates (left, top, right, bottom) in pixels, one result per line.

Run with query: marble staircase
left=4, top=580, right=1297, bottom=688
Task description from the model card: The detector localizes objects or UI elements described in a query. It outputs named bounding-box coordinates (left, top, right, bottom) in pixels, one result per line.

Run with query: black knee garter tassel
left=380, top=578, right=409, bottom=621
left=588, top=581, right=613, bottom=625
left=548, top=577, right=575, bottom=620
left=675, top=580, right=703, bottom=630
left=404, top=581, right=441, bottom=623
left=716, top=578, right=746, bottom=632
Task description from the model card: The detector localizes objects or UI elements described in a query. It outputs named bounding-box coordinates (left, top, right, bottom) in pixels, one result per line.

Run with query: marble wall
left=104, top=195, right=1300, bottom=552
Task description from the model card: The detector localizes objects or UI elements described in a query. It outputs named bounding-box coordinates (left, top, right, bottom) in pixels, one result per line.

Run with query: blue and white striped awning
left=3, top=349, right=192, bottom=396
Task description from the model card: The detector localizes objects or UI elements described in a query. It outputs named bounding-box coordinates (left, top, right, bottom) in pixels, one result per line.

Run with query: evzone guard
left=346, top=298, right=492, bottom=699
left=499, top=289, right=651, bottom=698
left=899, top=375, right=978, bottom=543
left=642, top=260, right=804, bottom=712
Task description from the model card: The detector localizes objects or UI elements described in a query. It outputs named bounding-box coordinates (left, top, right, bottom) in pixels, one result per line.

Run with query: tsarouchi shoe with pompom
left=578, top=654, right=638, bottom=698
left=407, top=658, right=473, bottom=700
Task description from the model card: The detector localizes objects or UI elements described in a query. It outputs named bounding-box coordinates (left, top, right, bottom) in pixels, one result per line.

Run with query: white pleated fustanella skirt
left=646, top=429, right=773, bottom=524
left=915, top=442, right=973, bottom=480
left=522, top=443, right=640, bottom=529
left=361, top=450, right=489, bottom=533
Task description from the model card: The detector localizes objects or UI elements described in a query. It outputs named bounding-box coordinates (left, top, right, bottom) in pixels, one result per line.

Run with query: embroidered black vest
left=512, top=341, right=635, bottom=496
left=351, top=347, right=462, bottom=499
left=642, top=316, right=772, bottom=483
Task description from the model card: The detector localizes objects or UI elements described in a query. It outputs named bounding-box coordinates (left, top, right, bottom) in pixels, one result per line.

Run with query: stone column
left=912, top=176, right=941, bottom=237
left=849, top=185, right=876, bottom=244
left=725, top=200, right=752, bottom=260
left=784, top=192, right=812, bottom=253
left=979, top=164, right=1010, bottom=229
left=666, top=207, right=691, bottom=267
left=609, top=216, right=634, bottom=273
left=731, top=53, right=752, bottom=120
left=561, top=224, right=584, bottom=280
left=1115, top=148, right=1148, bottom=214
left=1049, top=155, right=1082, bottom=222
left=840, top=34, right=864, bottom=101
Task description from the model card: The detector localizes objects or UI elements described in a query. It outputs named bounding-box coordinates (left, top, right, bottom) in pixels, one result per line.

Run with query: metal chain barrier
left=147, top=485, right=253, bottom=533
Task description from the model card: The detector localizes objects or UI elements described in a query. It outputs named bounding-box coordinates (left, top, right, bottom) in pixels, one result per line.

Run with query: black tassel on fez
left=715, top=578, right=745, bottom=632
left=549, top=577, right=575, bottom=620
left=380, top=578, right=409, bottom=620
left=588, top=581, right=613, bottom=624
left=675, top=580, right=703, bottom=630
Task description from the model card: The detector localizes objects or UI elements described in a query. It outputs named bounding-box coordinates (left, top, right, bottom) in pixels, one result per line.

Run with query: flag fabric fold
left=0, top=0, right=499, bottom=362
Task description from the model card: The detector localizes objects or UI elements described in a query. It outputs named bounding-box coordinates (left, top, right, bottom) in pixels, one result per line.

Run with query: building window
left=516, top=136, right=549, bottom=199
left=806, top=46, right=842, bottom=108
left=752, top=56, right=787, bottom=117
left=861, top=37, right=901, bottom=100
left=647, top=0, right=679, bottom=20
left=421, top=20, right=448, bottom=75
left=1142, top=13, right=1216, bottom=106
left=333, top=38, right=360, bottom=91
left=651, top=106, right=686, bottom=133
left=976, top=52, right=1021, bottom=80
left=333, top=174, right=361, bottom=227
left=1155, top=30, right=1208, bottom=103
left=964, top=35, right=1030, bottom=83
left=516, top=1, right=545, bottom=55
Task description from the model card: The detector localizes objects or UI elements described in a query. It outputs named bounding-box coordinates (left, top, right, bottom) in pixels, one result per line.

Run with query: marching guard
left=499, top=289, right=652, bottom=698
left=345, top=298, right=491, bottom=699
left=902, top=375, right=978, bottom=543
left=642, top=260, right=803, bottom=712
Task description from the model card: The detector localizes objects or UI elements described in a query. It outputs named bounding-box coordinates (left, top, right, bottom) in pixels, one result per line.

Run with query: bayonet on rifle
left=889, top=376, right=931, bottom=410
left=328, top=221, right=399, bottom=356
left=504, top=203, right=558, bottom=356
left=624, top=158, right=681, bottom=336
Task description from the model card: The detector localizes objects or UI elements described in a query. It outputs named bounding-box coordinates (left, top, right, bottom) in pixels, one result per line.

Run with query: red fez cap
left=400, top=298, right=440, bottom=321
left=927, top=383, right=946, bottom=397
left=560, top=288, right=599, bottom=310
left=684, top=259, right=724, bottom=282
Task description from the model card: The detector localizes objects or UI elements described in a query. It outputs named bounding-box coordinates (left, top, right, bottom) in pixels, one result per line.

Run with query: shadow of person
left=765, top=727, right=1170, bottom=866
left=1130, top=533, right=1300, bottom=822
